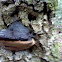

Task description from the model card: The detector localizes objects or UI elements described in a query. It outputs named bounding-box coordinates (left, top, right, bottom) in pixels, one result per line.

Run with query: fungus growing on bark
left=0, top=20, right=34, bottom=41
left=0, top=20, right=35, bottom=51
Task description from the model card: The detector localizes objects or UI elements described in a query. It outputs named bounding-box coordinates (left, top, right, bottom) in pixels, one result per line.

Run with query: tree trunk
left=0, top=0, right=58, bottom=62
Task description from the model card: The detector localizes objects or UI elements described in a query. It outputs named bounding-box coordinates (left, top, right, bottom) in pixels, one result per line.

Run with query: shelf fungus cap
left=1, top=39, right=36, bottom=51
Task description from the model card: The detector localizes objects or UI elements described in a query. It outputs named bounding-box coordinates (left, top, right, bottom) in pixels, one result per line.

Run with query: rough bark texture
left=0, top=0, right=58, bottom=62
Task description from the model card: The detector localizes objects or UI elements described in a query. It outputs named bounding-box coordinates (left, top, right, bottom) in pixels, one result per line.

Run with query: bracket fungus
left=0, top=20, right=35, bottom=51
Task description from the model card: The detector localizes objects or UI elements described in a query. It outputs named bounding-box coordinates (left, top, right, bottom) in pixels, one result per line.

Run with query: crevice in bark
left=28, top=13, right=37, bottom=21
left=10, top=6, right=19, bottom=17
left=43, top=2, right=47, bottom=15
left=40, top=57, right=49, bottom=62
left=17, top=1, right=44, bottom=13
left=1, top=0, right=15, bottom=6
left=1, top=14, right=8, bottom=28
left=47, top=9, right=52, bottom=25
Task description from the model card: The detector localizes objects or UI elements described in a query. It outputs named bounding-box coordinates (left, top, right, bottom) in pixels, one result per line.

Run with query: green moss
left=47, top=0, right=58, bottom=11
left=50, top=42, right=60, bottom=61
